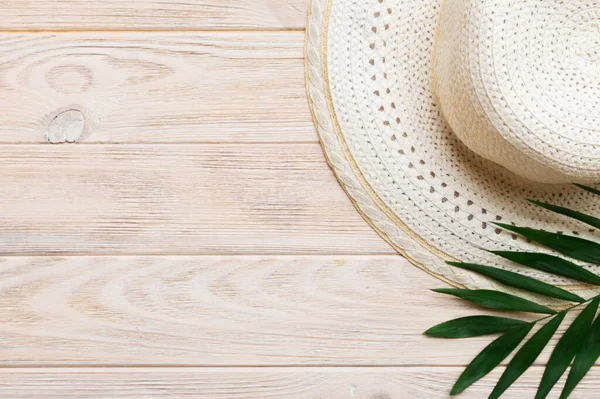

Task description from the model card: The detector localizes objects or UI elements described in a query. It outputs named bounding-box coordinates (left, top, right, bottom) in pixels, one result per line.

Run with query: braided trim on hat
left=305, top=0, right=467, bottom=288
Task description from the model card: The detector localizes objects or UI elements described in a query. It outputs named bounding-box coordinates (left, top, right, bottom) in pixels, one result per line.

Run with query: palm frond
left=489, top=312, right=565, bottom=399
left=561, top=312, right=600, bottom=398
left=424, top=316, right=531, bottom=339
left=493, top=223, right=600, bottom=264
left=576, top=184, right=600, bottom=196
left=490, top=251, right=600, bottom=286
left=447, top=262, right=584, bottom=303
left=432, top=288, right=557, bottom=314
left=427, top=188, right=600, bottom=398
left=527, top=200, right=600, bottom=230
left=450, top=324, right=534, bottom=396
left=535, top=298, right=599, bottom=399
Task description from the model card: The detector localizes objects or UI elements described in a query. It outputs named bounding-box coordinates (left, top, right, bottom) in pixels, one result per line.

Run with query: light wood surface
left=0, top=144, right=390, bottom=255
left=0, top=255, right=499, bottom=366
left=0, top=367, right=590, bottom=399
left=2, top=1, right=599, bottom=398
left=0, top=33, right=311, bottom=143
left=0, top=1, right=309, bottom=30
left=0, top=255, right=577, bottom=368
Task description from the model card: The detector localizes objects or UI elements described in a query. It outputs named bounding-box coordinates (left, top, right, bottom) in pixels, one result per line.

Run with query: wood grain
left=0, top=144, right=391, bottom=255
left=0, top=367, right=593, bottom=399
left=0, top=255, right=577, bottom=366
left=0, top=32, right=312, bottom=143
left=0, top=1, right=309, bottom=31
left=1, top=5, right=587, bottom=397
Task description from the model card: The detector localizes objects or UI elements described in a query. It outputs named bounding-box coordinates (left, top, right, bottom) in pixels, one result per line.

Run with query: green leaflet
left=433, top=289, right=557, bottom=315
left=535, top=298, right=600, bottom=399
left=576, top=184, right=600, bottom=197
left=451, top=324, right=533, bottom=396
left=560, top=313, right=600, bottom=399
left=528, top=200, right=600, bottom=231
left=491, top=251, right=600, bottom=286
left=488, top=313, right=566, bottom=399
left=448, top=262, right=584, bottom=303
left=425, top=316, right=530, bottom=339
left=494, top=223, right=600, bottom=264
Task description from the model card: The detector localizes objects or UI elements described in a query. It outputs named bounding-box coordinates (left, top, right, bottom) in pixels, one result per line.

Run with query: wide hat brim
left=305, top=0, right=600, bottom=306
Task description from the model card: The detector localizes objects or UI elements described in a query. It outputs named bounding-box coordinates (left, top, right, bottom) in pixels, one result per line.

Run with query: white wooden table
left=0, top=1, right=597, bottom=397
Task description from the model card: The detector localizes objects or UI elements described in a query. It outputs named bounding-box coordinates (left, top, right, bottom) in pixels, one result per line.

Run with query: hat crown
left=433, top=0, right=600, bottom=184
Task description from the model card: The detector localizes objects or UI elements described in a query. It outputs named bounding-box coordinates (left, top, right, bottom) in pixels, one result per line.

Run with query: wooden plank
left=0, top=367, right=595, bottom=399
left=0, top=32, right=313, bottom=143
left=0, top=255, right=572, bottom=366
left=0, top=144, right=390, bottom=255
left=0, top=1, right=309, bottom=31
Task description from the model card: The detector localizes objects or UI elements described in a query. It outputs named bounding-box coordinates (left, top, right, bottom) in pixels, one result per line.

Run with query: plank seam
left=0, top=142, right=318, bottom=146
left=0, top=29, right=305, bottom=34
left=0, top=253, right=397, bottom=257
left=0, top=364, right=549, bottom=369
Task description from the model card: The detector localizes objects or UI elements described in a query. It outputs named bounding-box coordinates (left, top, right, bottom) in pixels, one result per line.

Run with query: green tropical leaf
left=528, top=200, right=600, bottom=230
left=576, top=184, right=600, bottom=197
left=448, top=262, right=584, bottom=303
left=560, top=313, right=600, bottom=399
left=491, top=251, right=600, bottom=286
left=427, top=191, right=600, bottom=397
left=425, top=316, right=530, bottom=339
left=451, top=324, right=533, bottom=395
left=433, top=289, right=557, bottom=314
left=494, top=223, right=600, bottom=264
left=535, top=298, right=600, bottom=399
left=489, top=313, right=566, bottom=399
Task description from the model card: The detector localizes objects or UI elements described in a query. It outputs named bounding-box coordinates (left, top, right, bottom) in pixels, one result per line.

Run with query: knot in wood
left=47, top=110, right=85, bottom=144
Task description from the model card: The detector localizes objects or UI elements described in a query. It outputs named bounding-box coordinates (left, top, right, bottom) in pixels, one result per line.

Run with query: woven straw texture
left=305, top=0, right=600, bottom=306
left=433, top=0, right=600, bottom=184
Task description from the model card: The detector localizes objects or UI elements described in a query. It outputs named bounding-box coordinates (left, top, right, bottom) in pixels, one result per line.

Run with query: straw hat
left=305, top=0, right=600, bottom=305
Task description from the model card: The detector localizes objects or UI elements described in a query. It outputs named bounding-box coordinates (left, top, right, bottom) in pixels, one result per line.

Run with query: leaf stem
left=533, top=294, right=600, bottom=325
